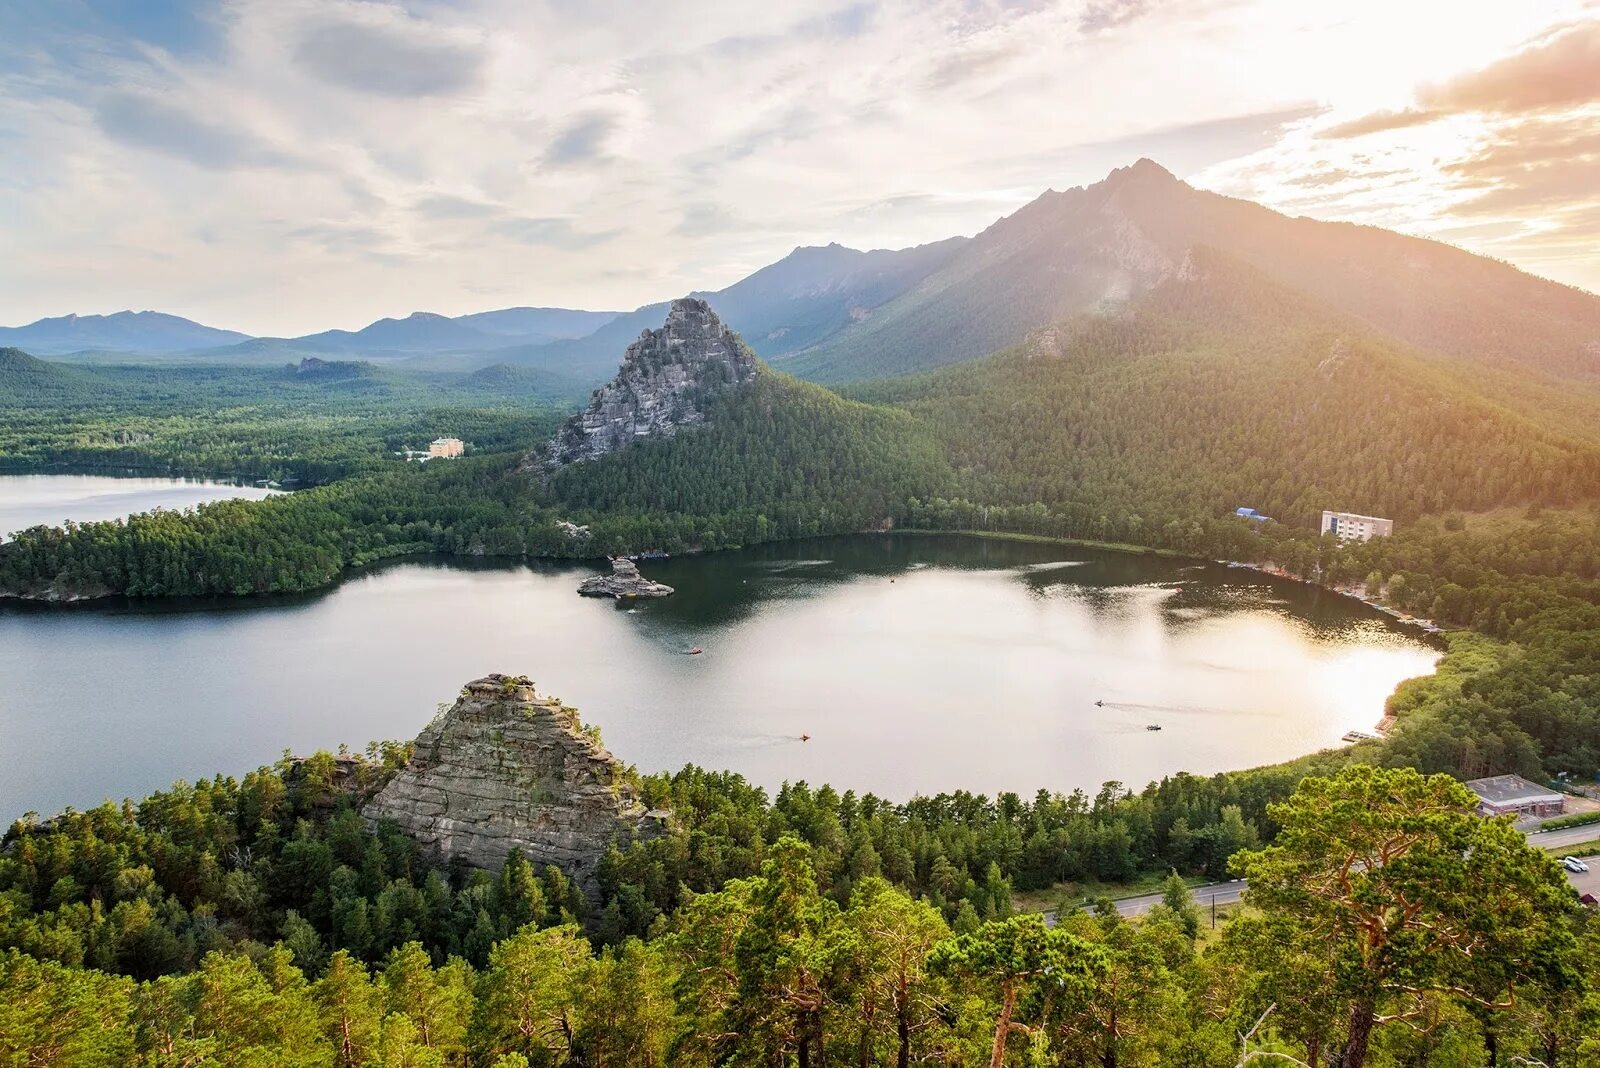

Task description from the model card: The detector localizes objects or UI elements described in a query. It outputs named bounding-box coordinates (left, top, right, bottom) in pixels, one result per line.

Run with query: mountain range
left=0, top=311, right=251, bottom=356
left=0, top=306, right=620, bottom=359
left=6, top=160, right=1600, bottom=387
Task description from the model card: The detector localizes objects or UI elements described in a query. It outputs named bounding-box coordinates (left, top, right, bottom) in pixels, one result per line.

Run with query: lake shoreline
left=3, top=534, right=1439, bottom=822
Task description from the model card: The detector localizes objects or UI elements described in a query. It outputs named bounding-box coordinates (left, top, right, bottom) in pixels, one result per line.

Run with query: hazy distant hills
left=267, top=307, right=621, bottom=357
left=0, top=311, right=251, bottom=356
left=0, top=307, right=622, bottom=360
left=778, top=159, right=1600, bottom=384
left=8, top=159, right=1599, bottom=385
left=493, top=238, right=969, bottom=382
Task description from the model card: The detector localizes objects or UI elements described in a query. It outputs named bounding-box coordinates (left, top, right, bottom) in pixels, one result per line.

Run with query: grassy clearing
left=1012, top=871, right=1212, bottom=915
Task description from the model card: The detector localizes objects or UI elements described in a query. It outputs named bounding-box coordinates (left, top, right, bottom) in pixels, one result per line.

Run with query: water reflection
left=0, top=534, right=1440, bottom=820
left=0, top=473, right=278, bottom=540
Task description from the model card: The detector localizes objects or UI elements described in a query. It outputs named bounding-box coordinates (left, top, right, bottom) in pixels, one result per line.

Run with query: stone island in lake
left=576, top=556, right=675, bottom=598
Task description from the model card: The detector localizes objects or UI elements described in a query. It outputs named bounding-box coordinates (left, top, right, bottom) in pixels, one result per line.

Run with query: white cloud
left=0, top=0, right=1596, bottom=335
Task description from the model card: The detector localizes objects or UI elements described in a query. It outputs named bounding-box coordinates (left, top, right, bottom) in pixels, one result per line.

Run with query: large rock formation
left=577, top=556, right=674, bottom=598
left=363, top=675, right=668, bottom=899
left=539, top=297, right=757, bottom=468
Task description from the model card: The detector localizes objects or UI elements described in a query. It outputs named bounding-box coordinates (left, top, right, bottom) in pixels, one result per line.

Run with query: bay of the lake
left=0, top=490, right=1440, bottom=819
left=0, top=472, right=276, bottom=540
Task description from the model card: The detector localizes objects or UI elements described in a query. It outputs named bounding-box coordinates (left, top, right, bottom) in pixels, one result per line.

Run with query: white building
left=1321, top=510, right=1394, bottom=542
left=428, top=437, right=465, bottom=459
left=1464, top=774, right=1565, bottom=819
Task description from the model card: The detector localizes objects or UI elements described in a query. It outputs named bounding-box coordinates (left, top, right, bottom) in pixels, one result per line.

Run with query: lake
left=0, top=473, right=277, bottom=541
left=0, top=523, right=1440, bottom=821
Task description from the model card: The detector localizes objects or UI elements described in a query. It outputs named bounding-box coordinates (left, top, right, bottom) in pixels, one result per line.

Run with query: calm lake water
left=0, top=473, right=277, bottom=540
left=1, top=513, right=1440, bottom=820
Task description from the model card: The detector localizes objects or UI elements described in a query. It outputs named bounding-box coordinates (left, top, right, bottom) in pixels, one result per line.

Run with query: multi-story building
left=429, top=437, right=465, bottom=459
left=1321, top=510, right=1393, bottom=542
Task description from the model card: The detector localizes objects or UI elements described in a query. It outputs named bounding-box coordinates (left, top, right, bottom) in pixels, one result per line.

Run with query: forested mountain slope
left=853, top=248, right=1600, bottom=530
left=544, top=369, right=952, bottom=545
left=782, top=159, right=1600, bottom=383
left=0, top=347, right=91, bottom=403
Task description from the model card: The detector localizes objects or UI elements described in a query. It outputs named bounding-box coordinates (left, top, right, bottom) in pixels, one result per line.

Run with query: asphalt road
left=1041, top=835, right=1600, bottom=926
left=1565, top=862, right=1600, bottom=900
left=1524, top=823, right=1600, bottom=849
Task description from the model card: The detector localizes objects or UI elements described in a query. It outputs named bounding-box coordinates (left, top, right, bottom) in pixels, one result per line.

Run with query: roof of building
left=1464, top=774, right=1562, bottom=805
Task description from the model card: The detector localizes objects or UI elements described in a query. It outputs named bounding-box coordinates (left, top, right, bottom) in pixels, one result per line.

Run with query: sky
left=1, top=0, right=1597, bottom=336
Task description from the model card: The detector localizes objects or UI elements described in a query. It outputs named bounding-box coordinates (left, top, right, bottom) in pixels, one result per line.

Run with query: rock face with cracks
left=539, top=296, right=757, bottom=469
left=363, top=674, right=668, bottom=901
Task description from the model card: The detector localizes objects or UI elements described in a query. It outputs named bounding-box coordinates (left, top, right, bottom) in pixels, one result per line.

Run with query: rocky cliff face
left=539, top=297, right=757, bottom=468
left=363, top=674, right=667, bottom=900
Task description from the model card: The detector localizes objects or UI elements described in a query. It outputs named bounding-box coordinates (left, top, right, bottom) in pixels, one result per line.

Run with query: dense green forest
left=0, top=349, right=573, bottom=486
left=0, top=367, right=952, bottom=594
left=544, top=371, right=954, bottom=551
left=851, top=255, right=1600, bottom=530
left=4, top=274, right=1600, bottom=1063
left=4, top=747, right=1595, bottom=1066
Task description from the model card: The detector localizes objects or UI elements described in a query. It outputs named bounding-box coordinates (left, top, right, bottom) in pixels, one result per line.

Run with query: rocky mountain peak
left=363, top=674, right=669, bottom=902
left=539, top=297, right=757, bottom=468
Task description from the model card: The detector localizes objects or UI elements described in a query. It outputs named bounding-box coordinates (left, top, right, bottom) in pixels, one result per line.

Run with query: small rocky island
left=577, top=556, right=675, bottom=598
left=363, top=674, right=668, bottom=902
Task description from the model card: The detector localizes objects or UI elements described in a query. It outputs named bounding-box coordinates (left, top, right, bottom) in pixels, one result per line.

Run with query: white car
left=1562, top=856, right=1590, bottom=873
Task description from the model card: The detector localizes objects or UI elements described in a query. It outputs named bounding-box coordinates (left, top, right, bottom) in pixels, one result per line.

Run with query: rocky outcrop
left=577, top=557, right=674, bottom=598
left=363, top=674, right=668, bottom=900
left=537, top=297, right=757, bottom=469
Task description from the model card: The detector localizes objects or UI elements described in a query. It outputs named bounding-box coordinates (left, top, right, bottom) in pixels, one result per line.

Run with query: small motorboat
left=687, top=646, right=703, bottom=655
left=1145, top=724, right=1162, bottom=731
left=800, top=733, right=811, bottom=742
left=1094, top=700, right=1104, bottom=707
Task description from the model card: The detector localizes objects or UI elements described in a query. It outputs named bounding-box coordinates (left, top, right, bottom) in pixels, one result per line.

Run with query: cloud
left=1078, top=0, right=1153, bottom=34
left=1420, top=21, right=1600, bottom=114
left=543, top=112, right=621, bottom=166
left=674, top=202, right=741, bottom=237
left=1320, top=22, right=1600, bottom=139
left=496, top=217, right=618, bottom=250
left=1058, top=106, right=1324, bottom=177
left=413, top=194, right=499, bottom=220
left=93, top=91, right=291, bottom=169
left=293, top=12, right=485, bottom=98
left=924, top=41, right=1026, bottom=90
left=1443, top=113, right=1600, bottom=216
left=1319, top=108, right=1438, bottom=140
left=6, top=0, right=1599, bottom=331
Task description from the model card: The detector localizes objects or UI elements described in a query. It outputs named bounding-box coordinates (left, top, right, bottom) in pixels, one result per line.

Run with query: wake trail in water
left=1095, top=700, right=1261, bottom=717
left=726, top=732, right=812, bottom=749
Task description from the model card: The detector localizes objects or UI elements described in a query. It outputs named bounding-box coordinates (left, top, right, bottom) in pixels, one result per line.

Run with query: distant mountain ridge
left=0, top=311, right=250, bottom=355
left=777, top=159, right=1600, bottom=383
left=10, top=160, right=1599, bottom=383
left=265, top=307, right=621, bottom=356
left=492, top=238, right=967, bottom=383
left=0, top=306, right=622, bottom=359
